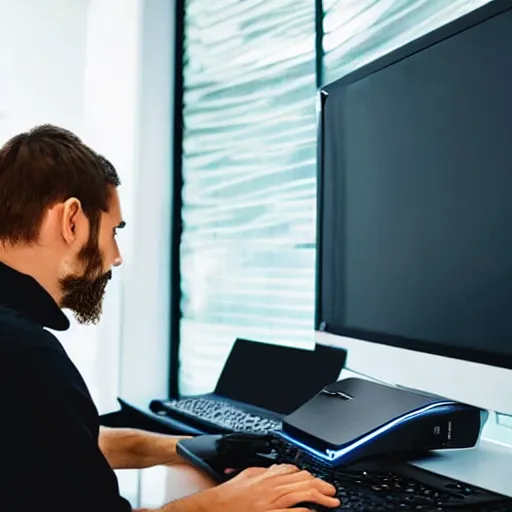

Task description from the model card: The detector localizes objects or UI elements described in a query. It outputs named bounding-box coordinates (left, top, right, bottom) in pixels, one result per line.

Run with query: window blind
left=179, top=0, right=318, bottom=395
left=322, top=0, right=493, bottom=85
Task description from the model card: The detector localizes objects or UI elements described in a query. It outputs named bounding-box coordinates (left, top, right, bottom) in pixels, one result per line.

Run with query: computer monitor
left=315, top=0, right=512, bottom=415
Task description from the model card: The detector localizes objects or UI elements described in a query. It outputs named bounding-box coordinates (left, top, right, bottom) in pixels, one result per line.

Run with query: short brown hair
left=0, top=124, right=120, bottom=245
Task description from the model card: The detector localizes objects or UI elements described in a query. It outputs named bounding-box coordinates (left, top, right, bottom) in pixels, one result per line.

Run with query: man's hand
left=150, top=464, right=340, bottom=512
left=208, top=464, right=340, bottom=511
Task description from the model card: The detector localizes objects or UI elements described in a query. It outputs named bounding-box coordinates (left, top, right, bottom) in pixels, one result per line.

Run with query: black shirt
left=0, top=262, right=132, bottom=511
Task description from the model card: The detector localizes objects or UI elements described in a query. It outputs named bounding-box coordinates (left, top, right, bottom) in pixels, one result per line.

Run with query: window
left=178, top=0, right=318, bottom=395
left=176, top=0, right=494, bottom=396
left=323, top=0, right=493, bottom=83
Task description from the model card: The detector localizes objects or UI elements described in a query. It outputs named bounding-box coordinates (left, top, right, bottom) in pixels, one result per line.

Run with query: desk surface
left=411, top=439, right=512, bottom=497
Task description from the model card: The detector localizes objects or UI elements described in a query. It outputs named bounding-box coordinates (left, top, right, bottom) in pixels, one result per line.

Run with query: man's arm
left=99, top=426, right=191, bottom=469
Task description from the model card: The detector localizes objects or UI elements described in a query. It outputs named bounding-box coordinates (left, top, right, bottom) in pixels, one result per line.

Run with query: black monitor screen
left=317, top=1, right=512, bottom=369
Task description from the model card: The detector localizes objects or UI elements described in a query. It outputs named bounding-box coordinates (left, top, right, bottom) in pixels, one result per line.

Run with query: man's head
left=0, top=125, right=125, bottom=324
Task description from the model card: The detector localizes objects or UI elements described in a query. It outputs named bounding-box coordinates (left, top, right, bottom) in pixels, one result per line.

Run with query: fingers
left=238, top=464, right=301, bottom=483
left=235, top=466, right=268, bottom=479
left=237, top=464, right=337, bottom=495
left=269, top=469, right=337, bottom=497
left=266, top=464, right=302, bottom=476
left=313, top=478, right=337, bottom=497
left=273, top=509, right=312, bottom=512
left=265, top=466, right=339, bottom=509
left=275, top=488, right=341, bottom=509
left=227, top=464, right=299, bottom=479
left=237, top=464, right=299, bottom=478
left=276, top=477, right=337, bottom=498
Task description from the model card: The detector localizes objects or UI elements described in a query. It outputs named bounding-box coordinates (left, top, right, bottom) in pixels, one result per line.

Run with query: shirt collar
left=0, top=261, right=70, bottom=331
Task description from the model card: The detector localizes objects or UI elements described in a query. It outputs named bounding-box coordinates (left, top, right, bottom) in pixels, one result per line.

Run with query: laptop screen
left=215, top=339, right=346, bottom=414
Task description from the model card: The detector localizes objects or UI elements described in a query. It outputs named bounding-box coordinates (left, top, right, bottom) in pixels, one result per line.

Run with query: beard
left=59, top=231, right=111, bottom=325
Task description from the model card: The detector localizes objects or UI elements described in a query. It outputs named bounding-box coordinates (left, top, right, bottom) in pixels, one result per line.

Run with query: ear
left=61, top=198, right=86, bottom=246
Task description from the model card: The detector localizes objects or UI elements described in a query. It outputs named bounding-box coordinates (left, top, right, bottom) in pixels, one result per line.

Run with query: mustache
left=61, top=269, right=112, bottom=292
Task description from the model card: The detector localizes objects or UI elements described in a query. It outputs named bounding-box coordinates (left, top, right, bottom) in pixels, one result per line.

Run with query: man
left=0, top=125, right=340, bottom=511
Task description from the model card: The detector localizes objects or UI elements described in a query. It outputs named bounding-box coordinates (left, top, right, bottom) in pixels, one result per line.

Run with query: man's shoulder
left=0, top=305, right=97, bottom=418
left=0, top=304, right=86, bottom=394
left=0, top=303, right=66, bottom=353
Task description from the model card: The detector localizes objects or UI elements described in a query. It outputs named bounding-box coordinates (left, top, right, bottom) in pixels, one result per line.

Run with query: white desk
left=412, top=439, right=512, bottom=497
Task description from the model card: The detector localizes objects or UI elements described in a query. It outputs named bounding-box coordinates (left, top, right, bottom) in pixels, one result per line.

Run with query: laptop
left=150, top=338, right=346, bottom=433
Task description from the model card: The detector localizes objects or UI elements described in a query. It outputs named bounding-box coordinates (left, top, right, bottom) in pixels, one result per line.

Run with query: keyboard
left=151, top=397, right=282, bottom=433
left=273, top=439, right=512, bottom=511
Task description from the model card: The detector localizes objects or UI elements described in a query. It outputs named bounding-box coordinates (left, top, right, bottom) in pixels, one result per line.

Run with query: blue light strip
left=277, top=401, right=459, bottom=464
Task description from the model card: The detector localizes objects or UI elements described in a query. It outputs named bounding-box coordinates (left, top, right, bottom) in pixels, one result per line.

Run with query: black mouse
left=177, top=433, right=277, bottom=482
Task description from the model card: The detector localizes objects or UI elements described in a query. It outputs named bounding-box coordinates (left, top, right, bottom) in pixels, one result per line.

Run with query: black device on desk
left=278, top=378, right=486, bottom=467
left=150, top=339, right=346, bottom=433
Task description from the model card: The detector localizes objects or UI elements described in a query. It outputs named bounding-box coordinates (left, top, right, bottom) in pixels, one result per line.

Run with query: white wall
left=0, top=0, right=88, bottom=142
left=117, top=0, right=174, bottom=408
